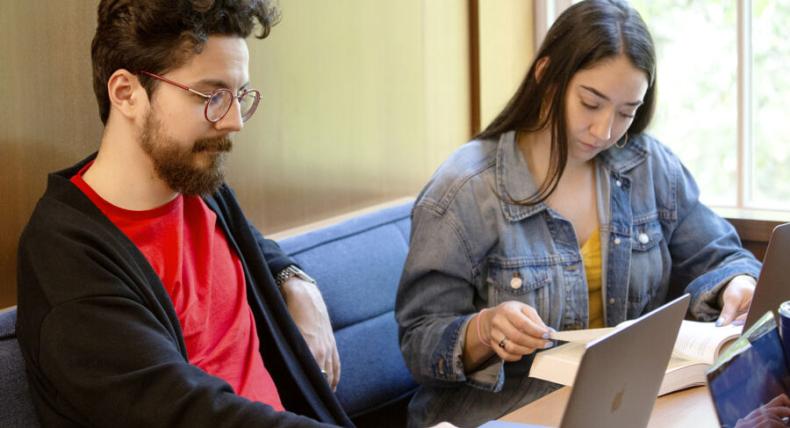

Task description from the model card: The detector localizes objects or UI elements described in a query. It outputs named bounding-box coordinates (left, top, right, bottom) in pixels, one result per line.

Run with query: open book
left=528, top=320, right=742, bottom=396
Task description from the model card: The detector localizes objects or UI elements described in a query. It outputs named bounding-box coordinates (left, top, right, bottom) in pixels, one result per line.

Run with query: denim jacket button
left=638, top=233, right=650, bottom=244
left=615, top=180, right=622, bottom=187
left=614, top=237, right=622, bottom=245
left=510, top=277, right=523, bottom=289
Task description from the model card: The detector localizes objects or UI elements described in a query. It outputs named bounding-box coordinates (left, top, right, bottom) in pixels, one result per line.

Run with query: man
left=16, top=0, right=351, bottom=426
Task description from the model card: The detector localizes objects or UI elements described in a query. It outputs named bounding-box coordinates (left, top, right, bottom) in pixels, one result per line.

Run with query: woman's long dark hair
left=477, top=0, right=656, bottom=205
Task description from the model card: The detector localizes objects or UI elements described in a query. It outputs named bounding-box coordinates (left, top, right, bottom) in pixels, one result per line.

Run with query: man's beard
left=140, top=112, right=232, bottom=196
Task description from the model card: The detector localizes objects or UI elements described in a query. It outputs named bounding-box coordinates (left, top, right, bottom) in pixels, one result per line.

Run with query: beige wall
left=477, top=0, right=534, bottom=131
left=0, top=1, right=478, bottom=308
left=232, top=0, right=471, bottom=232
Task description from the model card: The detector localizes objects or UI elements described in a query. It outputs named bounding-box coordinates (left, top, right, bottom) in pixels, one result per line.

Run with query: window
left=750, top=1, right=790, bottom=209
left=537, top=0, right=790, bottom=211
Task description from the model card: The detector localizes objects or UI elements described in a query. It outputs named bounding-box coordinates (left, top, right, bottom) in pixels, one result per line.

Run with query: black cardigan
left=16, top=155, right=353, bottom=428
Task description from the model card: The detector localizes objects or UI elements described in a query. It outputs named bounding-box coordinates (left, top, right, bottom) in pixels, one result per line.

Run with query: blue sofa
left=0, top=306, right=40, bottom=427
left=276, top=199, right=417, bottom=427
left=1, top=199, right=417, bottom=427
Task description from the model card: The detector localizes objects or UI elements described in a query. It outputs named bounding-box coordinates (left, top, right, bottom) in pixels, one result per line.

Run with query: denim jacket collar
left=495, top=131, right=545, bottom=222
left=597, top=135, right=649, bottom=174
left=495, top=130, right=649, bottom=222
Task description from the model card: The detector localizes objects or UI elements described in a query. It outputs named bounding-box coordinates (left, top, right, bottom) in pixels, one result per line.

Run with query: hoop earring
left=615, top=133, right=628, bottom=149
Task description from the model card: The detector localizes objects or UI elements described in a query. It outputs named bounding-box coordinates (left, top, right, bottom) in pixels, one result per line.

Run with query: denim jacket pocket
left=486, top=259, right=553, bottom=321
left=628, top=218, right=665, bottom=316
left=631, top=219, right=663, bottom=252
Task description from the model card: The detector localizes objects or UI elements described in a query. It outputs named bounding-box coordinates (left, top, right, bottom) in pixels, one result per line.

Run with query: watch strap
left=274, top=265, right=316, bottom=287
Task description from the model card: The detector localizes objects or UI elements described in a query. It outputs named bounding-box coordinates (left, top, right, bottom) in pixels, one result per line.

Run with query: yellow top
left=580, top=228, right=604, bottom=328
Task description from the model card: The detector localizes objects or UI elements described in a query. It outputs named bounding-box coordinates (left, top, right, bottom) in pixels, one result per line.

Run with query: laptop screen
left=743, top=223, right=790, bottom=331
left=558, top=294, right=690, bottom=428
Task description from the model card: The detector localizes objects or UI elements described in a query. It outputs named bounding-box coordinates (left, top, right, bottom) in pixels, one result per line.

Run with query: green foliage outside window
left=752, top=0, right=790, bottom=209
left=629, top=0, right=790, bottom=210
left=630, top=0, right=737, bottom=206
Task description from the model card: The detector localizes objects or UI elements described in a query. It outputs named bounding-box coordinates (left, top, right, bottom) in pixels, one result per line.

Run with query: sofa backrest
left=0, top=306, right=40, bottom=427
left=276, top=200, right=417, bottom=420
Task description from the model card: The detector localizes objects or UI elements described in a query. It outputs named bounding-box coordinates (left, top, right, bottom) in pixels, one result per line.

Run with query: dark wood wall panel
left=0, top=2, right=102, bottom=309
left=726, top=216, right=790, bottom=261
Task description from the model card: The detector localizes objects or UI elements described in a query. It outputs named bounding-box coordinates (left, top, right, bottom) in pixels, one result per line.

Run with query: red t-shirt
left=71, top=165, right=284, bottom=411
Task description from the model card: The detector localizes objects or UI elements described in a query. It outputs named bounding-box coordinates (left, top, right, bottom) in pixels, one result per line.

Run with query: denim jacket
left=395, top=131, right=761, bottom=428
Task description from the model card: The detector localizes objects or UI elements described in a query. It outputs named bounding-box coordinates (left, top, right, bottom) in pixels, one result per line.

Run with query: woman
left=395, top=1, right=761, bottom=427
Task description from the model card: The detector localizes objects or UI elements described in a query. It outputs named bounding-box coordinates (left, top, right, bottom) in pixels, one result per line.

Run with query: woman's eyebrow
left=580, top=85, right=643, bottom=107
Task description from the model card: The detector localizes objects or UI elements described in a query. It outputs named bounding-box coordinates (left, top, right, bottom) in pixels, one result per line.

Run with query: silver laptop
left=558, top=294, right=691, bottom=428
left=742, top=223, right=790, bottom=331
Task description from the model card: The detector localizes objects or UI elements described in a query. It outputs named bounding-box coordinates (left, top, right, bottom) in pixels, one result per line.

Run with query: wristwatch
left=275, top=265, right=316, bottom=288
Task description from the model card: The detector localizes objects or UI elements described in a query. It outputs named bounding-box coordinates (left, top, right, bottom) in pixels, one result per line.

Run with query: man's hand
left=281, top=278, right=340, bottom=390
left=734, top=394, right=790, bottom=428
left=717, top=275, right=756, bottom=326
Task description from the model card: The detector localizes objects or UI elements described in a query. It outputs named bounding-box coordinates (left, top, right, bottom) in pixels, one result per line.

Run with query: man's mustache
left=193, top=137, right=233, bottom=153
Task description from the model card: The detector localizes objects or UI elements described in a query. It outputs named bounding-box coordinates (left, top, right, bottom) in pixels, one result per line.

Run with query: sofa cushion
left=0, top=307, right=40, bottom=427
left=277, top=201, right=417, bottom=418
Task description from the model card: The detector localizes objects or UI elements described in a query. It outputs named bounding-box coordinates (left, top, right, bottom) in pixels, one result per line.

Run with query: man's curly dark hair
left=91, top=0, right=280, bottom=124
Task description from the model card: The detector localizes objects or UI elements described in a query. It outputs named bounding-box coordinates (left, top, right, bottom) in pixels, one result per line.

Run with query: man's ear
left=106, top=69, right=147, bottom=121
left=534, top=57, right=550, bottom=82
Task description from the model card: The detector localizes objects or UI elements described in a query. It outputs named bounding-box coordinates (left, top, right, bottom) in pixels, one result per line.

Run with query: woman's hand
left=477, top=301, right=553, bottom=362
left=717, top=275, right=756, bottom=327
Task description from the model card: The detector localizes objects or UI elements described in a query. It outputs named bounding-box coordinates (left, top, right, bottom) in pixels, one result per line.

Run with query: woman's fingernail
left=733, top=319, right=745, bottom=326
left=542, top=332, right=551, bottom=339
left=544, top=341, right=555, bottom=349
left=715, top=318, right=724, bottom=327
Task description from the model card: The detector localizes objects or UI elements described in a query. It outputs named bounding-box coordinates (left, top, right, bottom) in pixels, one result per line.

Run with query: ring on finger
left=498, top=336, right=508, bottom=349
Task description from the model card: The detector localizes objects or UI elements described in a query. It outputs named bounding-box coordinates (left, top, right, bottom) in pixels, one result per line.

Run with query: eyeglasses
left=138, top=71, right=261, bottom=123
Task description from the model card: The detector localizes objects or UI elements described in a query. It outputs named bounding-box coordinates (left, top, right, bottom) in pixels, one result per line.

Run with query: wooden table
left=500, top=386, right=719, bottom=427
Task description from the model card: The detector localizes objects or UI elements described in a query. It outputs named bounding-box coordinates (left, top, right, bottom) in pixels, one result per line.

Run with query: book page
left=665, top=354, right=697, bottom=371
left=548, top=327, right=614, bottom=344
left=531, top=320, right=740, bottom=395
left=529, top=342, right=587, bottom=386
left=533, top=320, right=741, bottom=388
left=659, top=354, right=707, bottom=395
left=547, top=319, right=635, bottom=344
left=672, top=320, right=742, bottom=364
